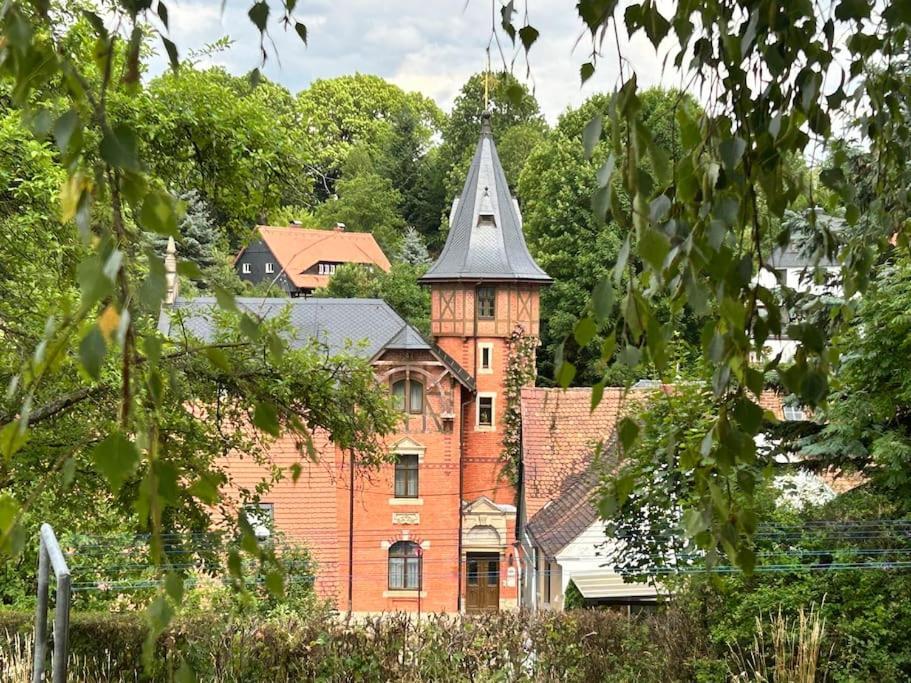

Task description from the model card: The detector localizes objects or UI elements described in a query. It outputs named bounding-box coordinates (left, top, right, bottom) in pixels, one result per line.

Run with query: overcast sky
left=149, top=0, right=682, bottom=123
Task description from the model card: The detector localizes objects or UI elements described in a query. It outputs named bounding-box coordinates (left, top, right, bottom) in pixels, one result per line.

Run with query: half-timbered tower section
left=421, top=113, right=551, bottom=612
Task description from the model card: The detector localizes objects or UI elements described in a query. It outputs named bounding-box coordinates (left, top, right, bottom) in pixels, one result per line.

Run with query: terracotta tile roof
left=521, top=386, right=786, bottom=528
left=521, top=387, right=645, bottom=520
left=525, top=466, right=601, bottom=559
left=241, top=226, right=391, bottom=290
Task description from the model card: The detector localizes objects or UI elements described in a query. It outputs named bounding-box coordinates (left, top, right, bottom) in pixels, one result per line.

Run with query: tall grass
left=0, top=629, right=138, bottom=683
left=728, top=602, right=828, bottom=682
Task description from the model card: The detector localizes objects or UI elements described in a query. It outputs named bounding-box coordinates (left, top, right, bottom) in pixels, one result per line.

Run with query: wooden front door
left=466, top=553, right=500, bottom=613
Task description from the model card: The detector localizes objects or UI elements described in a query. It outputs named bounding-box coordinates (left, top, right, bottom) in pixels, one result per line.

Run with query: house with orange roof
left=234, top=224, right=391, bottom=296
left=161, top=113, right=855, bottom=616
left=516, top=385, right=862, bottom=612
left=518, top=386, right=659, bottom=611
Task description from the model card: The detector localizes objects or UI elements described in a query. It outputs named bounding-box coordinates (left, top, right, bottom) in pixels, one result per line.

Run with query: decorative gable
left=392, top=437, right=426, bottom=455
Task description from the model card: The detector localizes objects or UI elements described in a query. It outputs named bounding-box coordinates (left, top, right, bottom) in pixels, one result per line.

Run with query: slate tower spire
left=422, top=115, right=549, bottom=508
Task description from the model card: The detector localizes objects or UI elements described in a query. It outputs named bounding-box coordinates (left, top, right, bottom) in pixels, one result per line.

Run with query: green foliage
left=313, top=164, right=406, bottom=255
left=563, top=580, right=585, bottom=610
left=520, top=89, right=701, bottom=385
left=296, top=74, right=442, bottom=199
left=598, top=379, right=758, bottom=576
left=0, top=5, right=402, bottom=641
left=501, top=326, right=537, bottom=485
left=149, top=190, right=221, bottom=273
left=802, top=249, right=911, bottom=503
left=397, top=225, right=431, bottom=266
left=132, top=67, right=314, bottom=248
left=681, top=488, right=911, bottom=682
left=0, top=608, right=710, bottom=681
left=314, top=262, right=431, bottom=335
left=377, top=107, right=447, bottom=245
left=516, top=0, right=911, bottom=566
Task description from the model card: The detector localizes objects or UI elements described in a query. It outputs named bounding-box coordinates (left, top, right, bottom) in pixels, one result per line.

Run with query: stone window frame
left=476, top=392, right=496, bottom=430
left=387, top=540, right=422, bottom=590
left=477, top=342, right=494, bottom=374
left=394, top=453, right=420, bottom=499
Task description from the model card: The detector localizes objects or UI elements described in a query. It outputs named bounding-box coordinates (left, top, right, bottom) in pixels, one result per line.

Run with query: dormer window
left=318, top=262, right=338, bottom=276
left=477, top=186, right=496, bottom=227
left=478, top=213, right=496, bottom=228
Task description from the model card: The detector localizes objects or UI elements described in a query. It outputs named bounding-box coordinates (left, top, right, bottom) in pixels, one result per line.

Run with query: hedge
left=0, top=607, right=718, bottom=682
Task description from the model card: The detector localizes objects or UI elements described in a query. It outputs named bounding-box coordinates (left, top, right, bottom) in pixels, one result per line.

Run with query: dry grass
left=0, top=630, right=138, bottom=683
left=728, top=602, right=829, bottom=683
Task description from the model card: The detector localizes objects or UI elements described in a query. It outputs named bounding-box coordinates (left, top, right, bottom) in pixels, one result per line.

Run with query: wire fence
left=61, top=518, right=911, bottom=593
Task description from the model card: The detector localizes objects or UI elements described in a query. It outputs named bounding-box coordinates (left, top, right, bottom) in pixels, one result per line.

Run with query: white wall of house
left=553, top=520, right=613, bottom=601
left=754, top=265, right=842, bottom=362
left=525, top=521, right=657, bottom=612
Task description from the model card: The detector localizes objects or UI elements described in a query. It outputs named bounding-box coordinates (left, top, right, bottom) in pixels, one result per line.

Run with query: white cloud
left=144, top=1, right=686, bottom=122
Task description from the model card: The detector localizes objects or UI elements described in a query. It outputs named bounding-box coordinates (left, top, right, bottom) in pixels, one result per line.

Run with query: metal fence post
left=31, top=534, right=49, bottom=683
left=32, top=523, right=71, bottom=683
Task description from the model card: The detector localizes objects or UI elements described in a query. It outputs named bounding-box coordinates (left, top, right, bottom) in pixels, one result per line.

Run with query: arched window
left=388, top=541, right=422, bottom=590
left=392, top=378, right=424, bottom=414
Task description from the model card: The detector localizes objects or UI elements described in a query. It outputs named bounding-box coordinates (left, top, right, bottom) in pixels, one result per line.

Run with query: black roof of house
left=767, top=212, right=843, bottom=269
left=157, top=297, right=475, bottom=391
left=420, top=115, right=551, bottom=284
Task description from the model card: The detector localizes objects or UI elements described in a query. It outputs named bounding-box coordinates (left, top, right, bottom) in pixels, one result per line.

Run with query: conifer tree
left=397, top=226, right=431, bottom=266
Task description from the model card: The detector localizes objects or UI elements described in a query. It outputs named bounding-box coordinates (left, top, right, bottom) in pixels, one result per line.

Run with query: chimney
left=334, top=222, right=346, bottom=232
left=164, top=236, right=179, bottom=305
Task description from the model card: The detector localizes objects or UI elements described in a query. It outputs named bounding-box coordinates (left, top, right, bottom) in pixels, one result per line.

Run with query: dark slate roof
left=157, top=297, right=475, bottom=390
left=526, top=468, right=599, bottom=559
left=384, top=324, right=430, bottom=351
left=420, top=116, right=551, bottom=283
left=768, top=213, right=843, bottom=269
left=428, top=339, right=476, bottom=392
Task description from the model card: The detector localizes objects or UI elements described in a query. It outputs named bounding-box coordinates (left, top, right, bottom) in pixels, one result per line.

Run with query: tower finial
left=483, top=47, right=492, bottom=113
left=480, top=110, right=492, bottom=136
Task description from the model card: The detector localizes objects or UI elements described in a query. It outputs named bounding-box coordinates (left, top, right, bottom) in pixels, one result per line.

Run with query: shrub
left=0, top=607, right=711, bottom=682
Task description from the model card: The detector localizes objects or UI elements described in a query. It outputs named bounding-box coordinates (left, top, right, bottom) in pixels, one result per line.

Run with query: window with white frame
left=244, top=503, right=274, bottom=541
left=318, top=262, right=338, bottom=276
left=478, top=342, right=493, bottom=373
left=241, top=262, right=251, bottom=274
left=265, top=262, right=275, bottom=274
left=783, top=404, right=806, bottom=421
left=477, top=394, right=494, bottom=428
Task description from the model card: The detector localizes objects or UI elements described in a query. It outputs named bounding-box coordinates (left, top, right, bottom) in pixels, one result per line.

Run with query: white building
left=754, top=217, right=844, bottom=362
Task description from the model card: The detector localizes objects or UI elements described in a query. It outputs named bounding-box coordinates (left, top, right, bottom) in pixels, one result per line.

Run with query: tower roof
left=420, top=115, right=551, bottom=284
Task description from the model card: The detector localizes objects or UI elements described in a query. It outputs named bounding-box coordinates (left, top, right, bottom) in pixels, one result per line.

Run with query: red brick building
left=160, top=114, right=551, bottom=614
